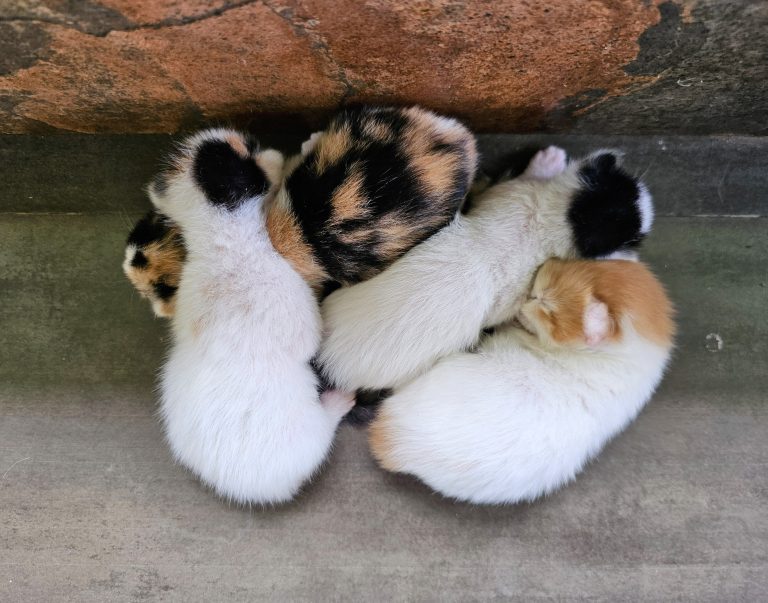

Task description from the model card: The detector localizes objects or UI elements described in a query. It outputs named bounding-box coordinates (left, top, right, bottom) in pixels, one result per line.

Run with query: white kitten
left=319, top=147, right=653, bottom=391
left=151, top=129, right=353, bottom=505
left=369, top=259, right=675, bottom=504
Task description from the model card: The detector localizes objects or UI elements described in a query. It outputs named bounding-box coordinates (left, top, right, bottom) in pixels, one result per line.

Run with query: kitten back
left=283, top=105, right=478, bottom=285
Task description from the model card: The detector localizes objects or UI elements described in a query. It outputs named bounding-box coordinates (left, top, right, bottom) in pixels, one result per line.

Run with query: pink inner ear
left=583, top=300, right=610, bottom=346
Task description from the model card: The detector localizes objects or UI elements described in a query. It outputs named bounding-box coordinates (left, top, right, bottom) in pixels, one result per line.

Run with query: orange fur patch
left=532, top=259, right=675, bottom=347
left=124, top=228, right=185, bottom=317
left=368, top=412, right=402, bottom=472
left=314, top=124, right=353, bottom=172
left=363, top=118, right=394, bottom=143
left=265, top=201, right=327, bottom=290
left=374, top=214, right=420, bottom=259
left=224, top=133, right=249, bottom=159
left=337, top=226, right=374, bottom=246
left=411, top=151, right=461, bottom=198
left=402, top=106, right=477, bottom=199
left=330, top=167, right=369, bottom=224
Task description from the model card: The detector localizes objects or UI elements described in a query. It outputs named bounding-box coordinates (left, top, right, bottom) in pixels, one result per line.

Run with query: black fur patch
left=130, top=250, right=149, bottom=268
left=127, top=211, right=170, bottom=247
left=152, top=279, right=177, bottom=301
left=344, top=389, right=391, bottom=427
left=192, top=139, right=269, bottom=210
left=319, top=280, right=342, bottom=301
left=286, top=106, right=465, bottom=284
left=568, top=153, right=644, bottom=258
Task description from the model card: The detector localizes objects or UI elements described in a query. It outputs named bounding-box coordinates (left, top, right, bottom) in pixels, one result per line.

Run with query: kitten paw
left=320, top=389, right=356, bottom=420
left=524, top=146, right=568, bottom=180
left=300, top=131, right=324, bottom=157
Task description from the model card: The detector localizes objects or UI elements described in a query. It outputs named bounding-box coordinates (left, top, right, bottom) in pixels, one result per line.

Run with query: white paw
left=524, top=146, right=568, bottom=180
left=320, top=389, right=356, bottom=419
left=301, top=131, right=324, bottom=157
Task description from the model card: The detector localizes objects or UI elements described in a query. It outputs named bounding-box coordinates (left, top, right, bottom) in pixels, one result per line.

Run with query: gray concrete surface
left=3, top=134, right=767, bottom=216
left=1, top=137, right=767, bottom=601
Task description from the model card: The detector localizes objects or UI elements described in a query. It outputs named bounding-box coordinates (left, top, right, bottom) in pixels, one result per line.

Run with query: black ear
left=127, top=210, right=172, bottom=247
left=192, top=137, right=269, bottom=211
left=568, top=151, right=648, bottom=258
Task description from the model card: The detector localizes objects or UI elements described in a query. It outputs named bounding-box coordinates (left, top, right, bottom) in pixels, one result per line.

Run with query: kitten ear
left=583, top=299, right=611, bottom=346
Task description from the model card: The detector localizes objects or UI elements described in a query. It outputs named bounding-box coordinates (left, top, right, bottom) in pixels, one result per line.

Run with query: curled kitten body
left=279, top=106, right=478, bottom=289
left=369, top=259, right=675, bottom=504
left=319, top=146, right=653, bottom=391
left=123, top=106, right=477, bottom=314
left=153, top=129, right=353, bottom=505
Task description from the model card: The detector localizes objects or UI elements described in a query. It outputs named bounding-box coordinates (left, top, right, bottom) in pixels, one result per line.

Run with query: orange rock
left=0, top=0, right=689, bottom=133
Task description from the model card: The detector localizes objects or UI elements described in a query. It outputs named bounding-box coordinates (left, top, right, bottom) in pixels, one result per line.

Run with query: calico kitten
left=368, top=258, right=675, bottom=504
left=123, top=106, right=477, bottom=312
left=318, top=146, right=654, bottom=391
left=123, top=211, right=185, bottom=317
left=152, top=128, right=354, bottom=505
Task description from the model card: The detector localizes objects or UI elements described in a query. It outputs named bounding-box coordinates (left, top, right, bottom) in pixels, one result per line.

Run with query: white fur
left=152, top=129, right=352, bottom=505
left=583, top=300, right=610, bottom=346
left=637, top=182, right=655, bottom=234
left=522, top=145, right=568, bottom=179
left=601, top=249, right=640, bottom=262
left=374, top=321, right=672, bottom=504
left=319, top=150, right=589, bottom=391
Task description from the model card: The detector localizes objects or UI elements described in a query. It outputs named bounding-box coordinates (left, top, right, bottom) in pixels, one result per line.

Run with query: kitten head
left=147, top=129, right=285, bottom=216
left=123, top=210, right=185, bottom=318
left=568, top=150, right=654, bottom=258
left=517, top=259, right=675, bottom=349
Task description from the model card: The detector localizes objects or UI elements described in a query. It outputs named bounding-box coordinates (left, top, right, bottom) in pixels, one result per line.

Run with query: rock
left=0, top=0, right=764, bottom=134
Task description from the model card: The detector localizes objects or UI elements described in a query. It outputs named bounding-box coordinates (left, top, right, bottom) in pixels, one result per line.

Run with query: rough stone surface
left=0, top=0, right=765, bottom=134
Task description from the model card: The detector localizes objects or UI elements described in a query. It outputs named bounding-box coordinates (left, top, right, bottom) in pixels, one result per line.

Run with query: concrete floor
left=1, top=135, right=767, bottom=601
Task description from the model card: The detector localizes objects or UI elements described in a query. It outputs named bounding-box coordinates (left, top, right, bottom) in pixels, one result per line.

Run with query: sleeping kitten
left=368, top=258, right=675, bottom=504
left=318, top=146, right=654, bottom=391
left=151, top=128, right=354, bottom=505
left=123, top=106, right=477, bottom=313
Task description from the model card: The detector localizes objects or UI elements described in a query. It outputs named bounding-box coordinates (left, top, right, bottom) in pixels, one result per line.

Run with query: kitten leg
left=522, top=145, right=568, bottom=180
left=568, top=150, right=654, bottom=257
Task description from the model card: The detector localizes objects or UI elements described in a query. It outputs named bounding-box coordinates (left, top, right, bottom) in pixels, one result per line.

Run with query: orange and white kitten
left=369, top=259, right=675, bottom=504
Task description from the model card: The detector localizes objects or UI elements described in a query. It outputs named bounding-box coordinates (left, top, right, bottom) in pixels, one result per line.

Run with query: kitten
left=318, top=146, right=654, bottom=391
left=123, top=106, right=477, bottom=313
left=368, top=258, right=675, bottom=504
left=123, top=211, right=185, bottom=317
left=151, top=128, right=354, bottom=505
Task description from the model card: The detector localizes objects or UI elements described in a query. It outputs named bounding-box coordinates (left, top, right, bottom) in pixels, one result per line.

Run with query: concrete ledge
left=2, top=134, right=767, bottom=216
